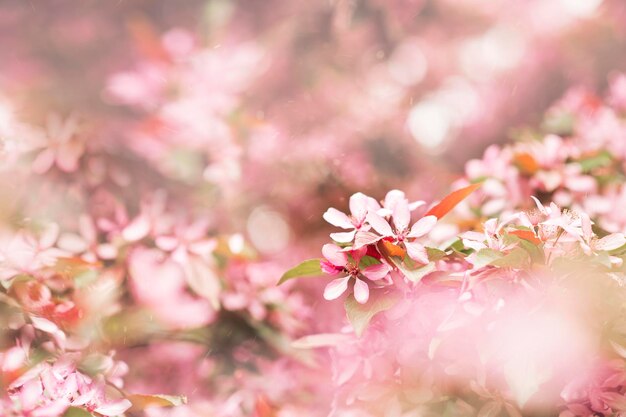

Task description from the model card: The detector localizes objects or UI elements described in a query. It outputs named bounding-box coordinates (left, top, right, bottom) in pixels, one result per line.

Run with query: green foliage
left=426, top=247, right=447, bottom=262
left=128, top=394, right=188, bottom=411
left=359, top=255, right=382, bottom=269
left=389, top=255, right=436, bottom=283
left=490, top=247, right=530, bottom=269
left=473, top=248, right=504, bottom=269
left=292, top=333, right=353, bottom=349
left=345, top=291, right=400, bottom=337
left=63, top=408, right=94, bottom=417
left=579, top=150, right=613, bottom=173
left=278, top=259, right=323, bottom=285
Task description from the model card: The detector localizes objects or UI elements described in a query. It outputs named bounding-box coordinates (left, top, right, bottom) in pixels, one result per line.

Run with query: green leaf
left=473, top=248, right=504, bottom=269
left=387, top=255, right=436, bottom=283
left=594, top=251, right=612, bottom=269
left=359, top=255, right=382, bottom=269
left=345, top=291, right=400, bottom=337
left=63, top=408, right=94, bottom=417
left=426, top=247, right=447, bottom=262
left=448, top=239, right=472, bottom=255
left=278, top=259, right=323, bottom=285
left=579, top=150, right=613, bottom=173
left=517, top=238, right=545, bottom=264
left=491, top=247, right=530, bottom=269
left=292, top=333, right=353, bottom=349
left=74, top=270, right=98, bottom=289
left=542, top=111, right=574, bottom=135
left=128, top=394, right=188, bottom=411
left=402, top=261, right=437, bottom=283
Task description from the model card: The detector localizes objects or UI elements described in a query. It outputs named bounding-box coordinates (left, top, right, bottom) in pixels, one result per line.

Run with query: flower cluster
left=458, top=73, right=626, bottom=236
left=3, top=1, right=626, bottom=416
left=285, top=79, right=626, bottom=413
left=286, top=184, right=626, bottom=416
left=319, top=190, right=437, bottom=304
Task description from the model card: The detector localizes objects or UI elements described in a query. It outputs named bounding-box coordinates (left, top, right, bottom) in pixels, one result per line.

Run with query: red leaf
left=513, top=152, right=539, bottom=175
left=127, top=17, right=171, bottom=63
left=425, top=183, right=483, bottom=219
left=254, top=395, right=276, bottom=417
left=508, top=229, right=541, bottom=245
left=378, top=240, right=406, bottom=258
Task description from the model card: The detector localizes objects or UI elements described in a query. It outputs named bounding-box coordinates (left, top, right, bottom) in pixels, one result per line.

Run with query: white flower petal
left=323, top=276, right=350, bottom=300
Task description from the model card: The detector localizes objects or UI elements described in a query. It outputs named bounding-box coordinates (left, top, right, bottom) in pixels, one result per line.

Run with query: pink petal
left=362, top=263, right=391, bottom=281
left=78, top=215, right=97, bottom=243
left=366, top=212, right=394, bottom=237
left=323, top=208, right=353, bottom=229
left=596, top=233, right=626, bottom=251
left=94, top=399, right=132, bottom=416
left=353, top=278, right=369, bottom=304
left=350, top=246, right=367, bottom=264
left=56, top=141, right=84, bottom=172
left=188, top=239, right=218, bottom=256
left=392, top=199, right=411, bottom=232
left=31, top=149, right=55, bottom=174
left=405, top=241, right=429, bottom=264
left=323, top=276, right=350, bottom=300
left=155, top=236, right=180, bottom=251
left=349, top=193, right=369, bottom=219
left=580, top=213, right=593, bottom=241
left=321, top=260, right=343, bottom=275
left=353, top=230, right=383, bottom=249
left=330, top=230, right=357, bottom=243
left=407, top=215, right=437, bottom=238
left=322, top=243, right=348, bottom=267
left=122, top=215, right=151, bottom=242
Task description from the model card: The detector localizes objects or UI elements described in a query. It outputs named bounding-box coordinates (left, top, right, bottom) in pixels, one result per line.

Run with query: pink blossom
left=128, top=247, right=216, bottom=329
left=323, top=193, right=381, bottom=243
left=579, top=213, right=626, bottom=257
left=8, top=355, right=131, bottom=417
left=321, top=244, right=390, bottom=304
left=0, top=225, right=69, bottom=281
left=31, top=114, right=84, bottom=174
left=377, top=189, right=425, bottom=217
left=363, top=198, right=437, bottom=264
left=222, top=261, right=297, bottom=323
left=57, top=215, right=118, bottom=262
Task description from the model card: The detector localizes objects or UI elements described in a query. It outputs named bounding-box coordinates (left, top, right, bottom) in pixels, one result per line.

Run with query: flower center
left=345, top=263, right=360, bottom=277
